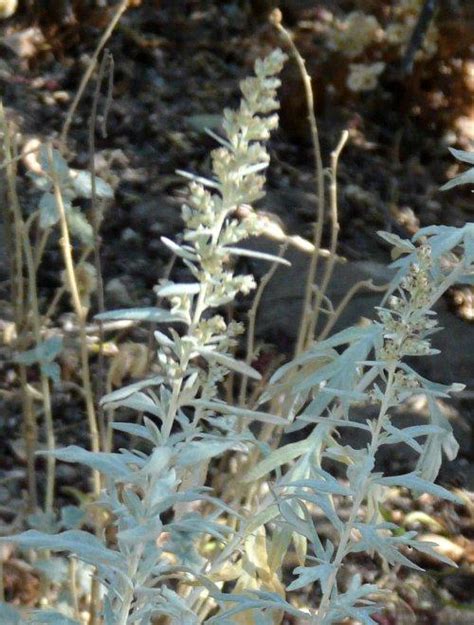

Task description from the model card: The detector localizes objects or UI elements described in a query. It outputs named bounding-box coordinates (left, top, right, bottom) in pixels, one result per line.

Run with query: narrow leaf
left=196, top=347, right=261, bottom=380
left=224, top=247, right=290, bottom=266
left=95, top=307, right=187, bottom=323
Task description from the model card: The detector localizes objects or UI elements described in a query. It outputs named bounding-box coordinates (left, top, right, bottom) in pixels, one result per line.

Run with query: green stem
left=313, top=364, right=396, bottom=625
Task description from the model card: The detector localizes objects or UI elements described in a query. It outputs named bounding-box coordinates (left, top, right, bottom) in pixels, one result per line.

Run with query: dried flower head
left=347, top=62, right=385, bottom=92
left=328, top=11, right=383, bottom=58
left=388, top=3, right=438, bottom=60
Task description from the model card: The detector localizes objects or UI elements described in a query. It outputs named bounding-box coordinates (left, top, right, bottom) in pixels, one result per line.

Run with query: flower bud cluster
left=175, top=49, right=287, bottom=343
left=347, top=62, right=386, bottom=92
left=325, top=3, right=438, bottom=94
left=156, top=50, right=286, bottom=393
left=328, top=11, right=383, bottom=58
left=377, top=244, right=438, bottom=366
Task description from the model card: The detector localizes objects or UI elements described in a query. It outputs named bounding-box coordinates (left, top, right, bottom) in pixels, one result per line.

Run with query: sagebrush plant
left=1, top=48, right=473, bottom=625
left=1, top=49, right=289, bottom=624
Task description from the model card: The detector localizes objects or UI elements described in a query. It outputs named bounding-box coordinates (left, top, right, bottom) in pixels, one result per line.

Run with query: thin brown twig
left=318, top=279, right=390, bottom=342
left=21, top=217, right=56, bottom=514
left=0, top=143, right=41, bottom=172
left=89, top=50, right=113, bottom=451
left=0, top=104, right=38, bottom=512
left=60, top=0, right=128, bottom=148
left=270, top=10, right=326, bottom=358
left=239, top=242, right=288, bottom=407
left=44, top=247, right=93, bottom=322
left=2, top=113, right=56, bottom=513
left=48, top=145, right=101, bottom=493
left=49, top=144, right=104, bottom=625
left=102, top=54, right=115, bottom=139
left=309, top=129, right=349, bottom=342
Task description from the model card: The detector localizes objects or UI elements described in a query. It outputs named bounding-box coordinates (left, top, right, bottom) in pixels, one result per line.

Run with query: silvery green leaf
left=287, top=562, right=335, bottom=593
left=100, top=376, right=163, bottom=405
left=325, top=575, right=380, bottom=617
left=293, top=491, right=344, bottom=533
left=244, top=504, right=279, bottom=535
left=320, top=385, right=368, bottom=400
left=461, top=223, right=474, bottom=264
left=160, top=237, right=197, bottom=261
left=156, top=282, right=201, bottom=297
left=440, top=167, right=474, bottom=190
left=278, top=500, right=324, bottom=555
left=396, top=364, right=464, bottom=397
left=193, top=399, right=287, bottom=425
left=408, top=537, right=458, bottom=567
left=26, top=510, right=59, bottom=533
left=111, top=422, right=156, bottom=443
left=195, top=347, right=262, bottom=380
left=106, top=391, right=164, bottom=418
left=237, top=161, right=269, bottom=176
left=377, top=230, right=415, bottom=250
left=95, top=307, right=187, bottom=323
left=347, top=455, right=375, bottom=493
left=144, top=416, right=163, bottom=444
left=39, top=146, right=70, bottom=183
left=377, top=231, right=415, bottom=259
left=38, top=336, right=63, bottom=360
left=176, top=440, right=237, bottom=466
left=292, top=415, right=370, bottom=433
left=102, top=597, right=116, bottom=625
left=41, top=362, right=61, bottom=384
left=32, top=558, right=68, bottom=584
left=245, top=438, right=316, bottom=482
left=376, top=473, right=462, bottom=504
left=71, top=170, right=114, bottom=199
left=223, top=246, right=291, bottom=265
left=289, top=476, right=351, bottom=496
left=351, top=523, right=423, bottom=570
left=117, top=517, right=163, bottom=544
left=205, top=127, right=231, bottom=148
left=268, top=344, right=334, bottom=384
left=41, top=445, right=132, bottom=480
left=66, top=209, right=93, bottom=245
left=169, top=514, right=231, bottom=541
left=383, top=424, right=445, bottom=454
left=139, top=446, right=171, bottom=477
left=39, top=193, right=59, bottom=228
left=424, top=395, right=460, bottom=464
left=15, top=336, right=63, bottom=365
left=447, top=147, right=474, bottom=165
left=442, top=428, right=459, bottom=462
left=27, top=611, right=80, bottom=625
left=0, top=530, right=125, bottom=569
left=416, top=396, right=459, bottom=481
left=154, top=330, right=174, bottom=347
left=317, top=322, right=381, bottom=350
left=150, top=587, right=200, bottom=622
left=60, top=505, right=85, bottom=529
left=186, top=113, right=223, bottom=133
left=121, top=489, right=143, bottom=518
left=416, top=226, right=464, bottom=259
left=458, top=273, right=474, bottom=286
left=0, top=602, right=24, bottom=624
left=296, top=327, right=378, bottom=397
left=207, top=590, right=303, bottom=623
left=268, top=524, right=293, bottom=568
left=176, top=169, right=220, bottom=189
left=28, top=169, right=51, bottom=191
left=325, top=605, right=380, bottom=625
